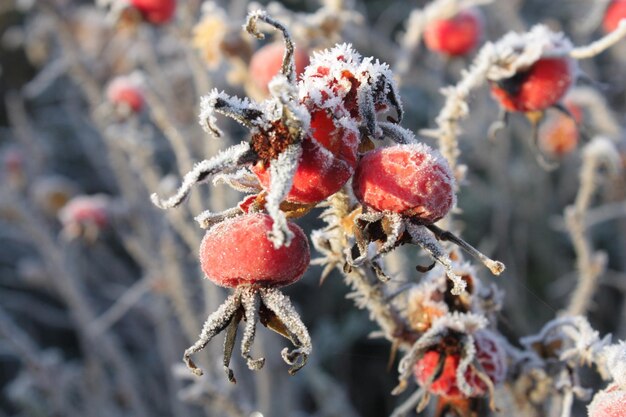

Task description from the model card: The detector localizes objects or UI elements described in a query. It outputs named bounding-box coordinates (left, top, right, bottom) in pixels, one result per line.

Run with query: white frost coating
left=394, top=312, right=488, bottom=394
left=212, top=168, right=262, bottom=193
left=198, top=89, right=260, bottom=137
left=520, top=316, right=611, bottom=367
left=582, top=136, right=622, bottom=176
left=407, top=223, right=465, bottom=295
left=150, top=142, right=252, bottom=209
left=598, top=342, right=626, bottom=388
left=455, top=333, right=477, bottom=396
left=485, top=25, right=574, bottom=81
left=266, top=144, right=302, bottom=248
left=588, top=385, right=626, bottom=417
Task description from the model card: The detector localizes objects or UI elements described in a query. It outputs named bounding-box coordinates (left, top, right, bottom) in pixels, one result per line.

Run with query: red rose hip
left=130, top=0, right=176, bottom=24
left=199, top=213, right=310, bottom=288
left=603, top=1, right=626, bottom=33
left=252, top=110, right=358, bottom=204
left=588, top=384, right=626, bottom=417
left=490, top=57, right=575, bottom=112
left=249, top=41, right=310, bottom=95
left=424, top=8, right=484, bottom=57
left=106, top=75, right=145, bottom=113
left=414, top=330, right=507, bottom=398
left=352, top=143, right=456, bottom=224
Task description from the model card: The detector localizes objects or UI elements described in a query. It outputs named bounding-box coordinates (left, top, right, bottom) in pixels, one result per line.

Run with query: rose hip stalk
left=348, top=143, right=504, bottom=293
left=184, top=213, right=311, bottom=381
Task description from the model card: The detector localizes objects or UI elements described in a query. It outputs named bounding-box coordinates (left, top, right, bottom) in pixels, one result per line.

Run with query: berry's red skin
left=199, top=213, right=310, bottom=288
left=253, top=110, right=358, bottom=204
left=490, top=58, right=575, bottom=112
left=603, top=1, right=626, bottom=33
left=538, top=111, right=579, bottom=157
left=424, top=8, right=484, bottom=57
left=59, top=196, right=109, bottom=228
left=106, top=78, right=144, bottom=113
left=588, top=384, right=626, bottom=417
left=249, top=42, right=310, bottom=95
left=352, top=144, right=455, bottom=224
left=130, top=0, right=176, bottom=24
left=414, top=331, right=507, bottom=399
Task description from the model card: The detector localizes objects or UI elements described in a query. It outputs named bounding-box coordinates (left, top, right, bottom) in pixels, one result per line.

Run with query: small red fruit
left=423, top=8, right=484, bottom=57
left=199, top=213, right=310, bottom=288
left=603, top=1, right=626, bottom=33
left=106, top=76, right=144, bottom=113
left=253, top=110, right=358, bottom=204
left=538, top=112, right=579, bottom=157
left=588, top=384, right=626, bottom=417
left=249, top=42, right=310, bottom=95
left=414, top=330, right=507, bottom=398
left=490, top=57, right=575, bottom=112
left=352, top=144, right=455, bottom=224
left=130, top=0, right=176, bottom=25
left=59, top=195, right=110, bottom=229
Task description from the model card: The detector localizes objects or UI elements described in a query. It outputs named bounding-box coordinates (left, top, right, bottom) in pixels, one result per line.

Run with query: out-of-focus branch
left=566, top=137, right=622, bottom=316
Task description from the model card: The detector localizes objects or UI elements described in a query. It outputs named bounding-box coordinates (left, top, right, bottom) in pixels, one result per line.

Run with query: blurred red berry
left=106, top=76, right=145, bottom=113
left=130, top=0, right=176, bottom=24
left=603, top=1, right=626, bottom=33
left=424, top=8, right=484, bottom=57
left=414, top=330, right=507, bottom=398
left=253, top=110, right=358, bottom=204
left=249, top=42, right=310, bottom=95
left=352, top=144, right=455, bottom=224
left=588, top=384, right=626, bottom=417
left=59, top=195, right=110, bottom=229
left=199, top=213, right=310, bottom=288
left=490, top=58, right=575, bottom=112
left=3, top=148, right=24, bottom=175
left=538, top=112, right=579, bottom=157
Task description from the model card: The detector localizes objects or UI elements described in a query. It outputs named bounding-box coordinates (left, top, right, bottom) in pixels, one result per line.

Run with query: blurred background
left=0, top=0, right=625, bottom=416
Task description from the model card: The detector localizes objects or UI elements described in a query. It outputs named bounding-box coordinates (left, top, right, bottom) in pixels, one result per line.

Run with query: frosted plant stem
left=144, top=88, right=205, bottom=216
left=570, top=20, right=626, bottom=59
left=4, top=188, right=150, bottom=417
left=566, top=138, right=620, bottom=316
left=426, top=224, right=506, bottom=275
left=390, top=387, right=426, bottom=417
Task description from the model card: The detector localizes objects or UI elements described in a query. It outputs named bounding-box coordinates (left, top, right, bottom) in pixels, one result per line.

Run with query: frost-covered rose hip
left=106, top=75, right=144, bottom=113
left=352, top=143, right=455, bottom=224
left=603, top=1, right=626, bottom=33
left=588, top=384, right=626, bottom=417
left=490, top=57, right=575, bottom=112
left=130, top=0, right=176, bottom=25
left=414, top=330, right=507, bottom=398
left=184, top=212, right=312, bottom=380
left=348, top=143, right=501, bottom=290
left=424, top=8, right=483, bottom=57
left=249, top=41, right=309, bottom=95
left=252, top=110, right=358, bottom=204
left=199, top=213, right=310, bottom=287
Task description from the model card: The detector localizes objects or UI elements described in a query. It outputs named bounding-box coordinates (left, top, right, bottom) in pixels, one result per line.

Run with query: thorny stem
left=426, top=224, right=506, bottom=276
